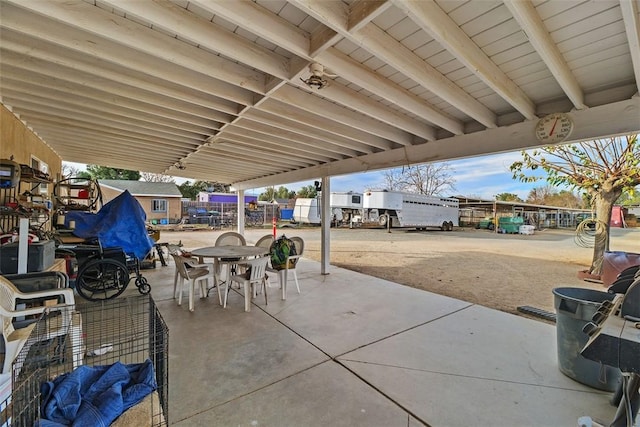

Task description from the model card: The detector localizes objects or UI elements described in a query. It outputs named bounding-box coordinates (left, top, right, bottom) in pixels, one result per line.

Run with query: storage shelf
left=0, top=167, right=52, bottom=232
left=53, top=177, right=102, bottom=219
left=20, top=176, right=52, bottom=185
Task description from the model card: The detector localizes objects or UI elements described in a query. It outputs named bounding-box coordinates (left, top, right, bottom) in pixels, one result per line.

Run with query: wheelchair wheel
left=76, top=258, right=130, bottom=301
left=136, top=276, right=151, bottom=294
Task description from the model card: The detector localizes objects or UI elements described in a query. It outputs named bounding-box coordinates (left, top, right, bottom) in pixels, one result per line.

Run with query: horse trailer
left=362, top=190, right=459, bottom=230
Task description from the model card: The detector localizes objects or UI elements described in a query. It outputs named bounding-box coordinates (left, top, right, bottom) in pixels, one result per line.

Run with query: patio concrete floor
left=132, top=255, right=623, bottom=427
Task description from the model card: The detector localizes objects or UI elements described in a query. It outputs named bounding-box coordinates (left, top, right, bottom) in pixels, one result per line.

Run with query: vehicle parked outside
left=475, top=217, right=495, bottom=230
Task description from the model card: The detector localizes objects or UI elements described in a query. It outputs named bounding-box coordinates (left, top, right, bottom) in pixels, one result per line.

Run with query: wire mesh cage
left=8, top=294, right=168, bottom=426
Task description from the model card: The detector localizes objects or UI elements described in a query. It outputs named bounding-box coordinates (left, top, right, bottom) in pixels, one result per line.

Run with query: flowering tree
left=510, top=134, right=639, bottom=274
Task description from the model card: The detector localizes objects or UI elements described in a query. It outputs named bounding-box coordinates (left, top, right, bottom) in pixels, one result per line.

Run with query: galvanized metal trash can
left=552, top=287, right=621, bottom=391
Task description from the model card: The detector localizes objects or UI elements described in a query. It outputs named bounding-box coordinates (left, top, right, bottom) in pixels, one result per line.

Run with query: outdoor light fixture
left=300, top=63, right=336, bottom=90
left=300, top=74, right=328, bottom=89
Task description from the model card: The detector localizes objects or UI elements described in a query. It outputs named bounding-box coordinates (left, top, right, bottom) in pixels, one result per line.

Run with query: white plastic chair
left=267, top=236, right=304, bottom=300
left=254, top=234, right=274, bottom=250
left=214, top=231, right=247, bottom=288
left=0, top=275, right=78, bottom=375
left=254, top=235, right=274, bottom=295
left=171, top=254, right=218, bottom=312
left=215, top=231, right=246, bottom=247
left=226, top=256, right=269, bottom=312
left=166, top=244, right=186, bottom=300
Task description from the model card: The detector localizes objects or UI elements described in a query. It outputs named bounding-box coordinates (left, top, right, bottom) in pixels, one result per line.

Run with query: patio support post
left=237, top=190, right=245, bottom=235
left=320, top=176, right=330, bottom=275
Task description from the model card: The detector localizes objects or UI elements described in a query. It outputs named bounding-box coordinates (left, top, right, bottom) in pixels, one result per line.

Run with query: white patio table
left=190, top=245, right=269, bottom=298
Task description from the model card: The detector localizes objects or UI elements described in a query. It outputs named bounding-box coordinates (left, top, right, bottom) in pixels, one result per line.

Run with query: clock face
left=535, top=113, right=574, bottom=143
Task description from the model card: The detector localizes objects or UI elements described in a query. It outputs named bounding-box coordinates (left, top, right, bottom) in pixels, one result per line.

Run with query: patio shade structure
left=0, top=0, right=639, bottom=191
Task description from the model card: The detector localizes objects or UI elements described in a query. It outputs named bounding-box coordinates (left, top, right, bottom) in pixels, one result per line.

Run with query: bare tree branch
left=383, top=163, right=456, bottom=196
left=140, top=172, right=175, bottom=183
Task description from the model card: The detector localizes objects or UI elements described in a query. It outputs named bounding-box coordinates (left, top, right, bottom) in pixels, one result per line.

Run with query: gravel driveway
left=157, top=225, right=639, bottom=321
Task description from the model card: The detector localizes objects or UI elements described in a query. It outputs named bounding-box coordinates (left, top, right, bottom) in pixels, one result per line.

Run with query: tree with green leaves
left=495, top=193, right=523, bottom=202
left=83, top=165, right=140, bottom=180
left=177, top=181, right=230, bottom=199
left=178, top=180, right=209, bottom=200
left=296, top=185, right=317, bottom=199
left=511, top=134, right=639, bottom=275
left=259, top=186, right=295, bottom=201
left=616, top=188, right=640, bottom=206
left=383, top=163, right=456, bottom=196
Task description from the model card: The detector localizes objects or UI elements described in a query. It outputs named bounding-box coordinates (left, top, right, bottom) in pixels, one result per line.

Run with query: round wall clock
left=535, top=113, right=574, bottom=143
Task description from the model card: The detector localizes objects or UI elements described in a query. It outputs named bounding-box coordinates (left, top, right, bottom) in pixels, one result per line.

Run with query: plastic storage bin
left=0, top=240, right=55, bottom=274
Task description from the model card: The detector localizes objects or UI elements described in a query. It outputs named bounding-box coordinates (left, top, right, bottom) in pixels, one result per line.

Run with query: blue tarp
left=66, top=190, right=154, bottom=260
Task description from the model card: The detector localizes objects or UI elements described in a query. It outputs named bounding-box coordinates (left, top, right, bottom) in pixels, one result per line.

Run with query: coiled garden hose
left=574, top=218, right=608, bottom=249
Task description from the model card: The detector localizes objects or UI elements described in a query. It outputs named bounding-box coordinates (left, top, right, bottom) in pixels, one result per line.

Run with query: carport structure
left=1, top=0, right=640, bottom=269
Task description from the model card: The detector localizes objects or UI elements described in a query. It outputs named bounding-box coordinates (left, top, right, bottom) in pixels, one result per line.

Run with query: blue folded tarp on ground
left=66, top=190, right=154, bottom=260
left=38, top=359, right=157, bottom=427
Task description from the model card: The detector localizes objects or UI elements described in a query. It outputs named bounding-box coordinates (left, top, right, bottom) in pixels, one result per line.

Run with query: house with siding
left=99, top=180, right=182, bottom=224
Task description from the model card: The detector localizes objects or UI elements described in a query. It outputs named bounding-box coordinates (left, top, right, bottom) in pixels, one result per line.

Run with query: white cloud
left=448, top=152, right=523, bottom=183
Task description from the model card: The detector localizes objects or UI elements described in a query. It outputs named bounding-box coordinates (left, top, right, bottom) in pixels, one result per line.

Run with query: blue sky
left=64, top=150, right=541, bottom=201
left=244, top=150, right=540, bottom=200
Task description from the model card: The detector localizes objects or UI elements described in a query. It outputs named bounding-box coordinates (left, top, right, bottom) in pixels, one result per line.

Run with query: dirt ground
left=158, top=225, right=639, bottom=322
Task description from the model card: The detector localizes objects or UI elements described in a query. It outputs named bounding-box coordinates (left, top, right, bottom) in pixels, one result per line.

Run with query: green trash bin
left=552, top=287, right=621, bottom=391
left=498, top=216, right=524, bottom=233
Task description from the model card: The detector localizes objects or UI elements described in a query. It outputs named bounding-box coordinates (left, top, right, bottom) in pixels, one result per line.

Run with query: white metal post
left=17, top=217, right=30, bottom=274
left=320, top=177, right=330, bottom=275
left=237, top=190, right=245, bottom=235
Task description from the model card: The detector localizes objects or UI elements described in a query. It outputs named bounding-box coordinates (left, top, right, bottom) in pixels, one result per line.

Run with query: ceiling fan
left=300, top=63, right=337, bottom=89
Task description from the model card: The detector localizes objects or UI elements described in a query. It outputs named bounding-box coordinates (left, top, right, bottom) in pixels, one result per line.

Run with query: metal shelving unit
left=0, top=167, right=52, bottom=234
left=53, top=177, right=102, bottom=227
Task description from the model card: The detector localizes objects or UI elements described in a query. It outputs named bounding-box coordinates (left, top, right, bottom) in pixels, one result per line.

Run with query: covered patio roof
left=1, top=0, right=639, bottom=190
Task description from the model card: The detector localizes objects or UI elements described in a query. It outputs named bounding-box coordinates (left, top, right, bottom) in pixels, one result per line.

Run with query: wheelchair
left=64, top=240, right=151, bottom=301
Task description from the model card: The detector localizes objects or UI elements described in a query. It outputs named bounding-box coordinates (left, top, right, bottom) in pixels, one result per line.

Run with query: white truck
left=362, top=190, right=459, bottom=230
left=292, top=192, right=363, bottom=226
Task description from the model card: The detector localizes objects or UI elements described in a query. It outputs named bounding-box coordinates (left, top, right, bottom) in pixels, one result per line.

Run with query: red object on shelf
left=78, top=189, right=89, bottom=199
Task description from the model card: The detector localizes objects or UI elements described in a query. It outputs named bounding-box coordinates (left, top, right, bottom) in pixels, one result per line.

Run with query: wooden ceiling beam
left=231, top=119, right=357, bottom=159
left=505, top=1, right=586, bottom=110
left=620, top=0, right=640, bottom=94
left=0, top=1, right=262, bottom=99
left=293, top=0, right=495, bottom=129
left=317, top=49, right=464, bottom=134
left=271, top=85, right=414, bottom=146
left=393, top=0, right=537, bottom=120
left=241, top=110, right=375, bottom=156
left=101, top=0, right=289, bottom=80
left=1, top=75, right=220, bottom=134
left=15, top=112, right=202, bottom=148
left=218, top=129, right=338, bottom=163
left=257, top=99, right=393, bottom=152
left=3, top=88, right=213, bottom=140
left=0, top=32, right=241, bottom=114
